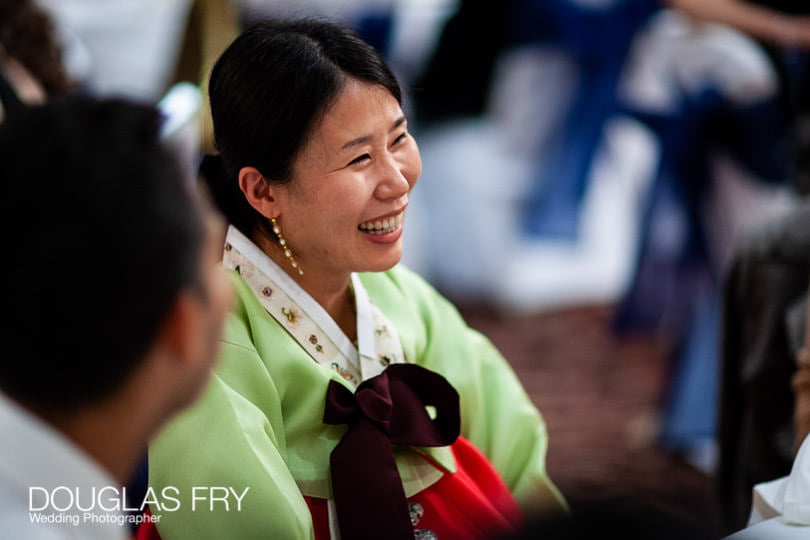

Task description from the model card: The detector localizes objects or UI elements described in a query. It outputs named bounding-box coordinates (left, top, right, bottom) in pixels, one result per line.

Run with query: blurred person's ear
left=153, top=290, right=215, bottom=411
left=153, top=216, right=233, bottom=412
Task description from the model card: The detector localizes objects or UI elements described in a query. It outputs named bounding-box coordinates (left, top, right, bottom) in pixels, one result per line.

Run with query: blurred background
left=4, top=0, right=810, bottom=535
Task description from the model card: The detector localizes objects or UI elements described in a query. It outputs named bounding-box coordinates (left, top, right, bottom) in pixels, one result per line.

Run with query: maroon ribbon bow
left=323, top=363, right=461, bottom=539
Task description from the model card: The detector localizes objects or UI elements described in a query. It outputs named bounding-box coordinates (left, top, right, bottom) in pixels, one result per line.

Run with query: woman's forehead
left=315, top=80, right=403, bottom=141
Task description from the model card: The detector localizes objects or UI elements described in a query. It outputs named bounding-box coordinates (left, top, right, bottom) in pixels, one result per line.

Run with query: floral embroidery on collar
left=222, top=226, right=406, bottom=387
left=281, top=306, right=301, bottom=327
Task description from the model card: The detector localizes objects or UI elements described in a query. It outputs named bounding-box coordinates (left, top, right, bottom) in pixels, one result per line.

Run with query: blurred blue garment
left=614, top=89, right=791, bottom=335
left=513, top=0, right=660, bottom=239
left=612, top=38, right=793, bottom=463
left=354, top=8, right=394, bottom=57
left=658, top=281, right=720, bottom=454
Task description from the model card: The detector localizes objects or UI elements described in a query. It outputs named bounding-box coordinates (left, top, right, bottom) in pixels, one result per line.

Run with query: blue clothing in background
left=513, top=0, right=659, bottom=240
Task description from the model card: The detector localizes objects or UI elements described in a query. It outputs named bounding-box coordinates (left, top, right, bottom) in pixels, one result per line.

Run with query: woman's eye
left=348, top=153, right=371, bottom=166
left=392, top=133, right=408, bottom=146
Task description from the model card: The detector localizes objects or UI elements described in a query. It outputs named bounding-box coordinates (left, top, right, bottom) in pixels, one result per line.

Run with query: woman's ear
left=238, top=166, right=281, bottom=218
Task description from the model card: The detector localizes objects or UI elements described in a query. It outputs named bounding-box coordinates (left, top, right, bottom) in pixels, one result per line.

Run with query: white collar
left=0, top=392, right=127, bottom=539
left=223, top=225, right=406, bottom=385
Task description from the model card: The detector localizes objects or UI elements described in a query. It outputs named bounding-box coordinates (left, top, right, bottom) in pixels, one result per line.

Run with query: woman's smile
left=358, top=207, right=407, bottom=243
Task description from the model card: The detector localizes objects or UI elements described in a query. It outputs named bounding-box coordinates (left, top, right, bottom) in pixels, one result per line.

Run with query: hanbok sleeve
left=366, top=266, right=568, bottom=515
left=147, top=331, right=314, bottom=539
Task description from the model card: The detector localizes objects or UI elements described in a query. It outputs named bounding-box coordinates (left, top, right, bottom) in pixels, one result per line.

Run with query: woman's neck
left=255, top=232, right=357, bottom=342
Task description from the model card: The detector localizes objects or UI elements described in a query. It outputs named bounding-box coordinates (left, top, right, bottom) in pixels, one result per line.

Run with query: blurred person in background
left=718, top=225, right=810, bottom=535
left=0, top=96, right=233, bottom=539
left=0, top=0, right=72, bottom=121
left=722, top=284, right=810, bottom=537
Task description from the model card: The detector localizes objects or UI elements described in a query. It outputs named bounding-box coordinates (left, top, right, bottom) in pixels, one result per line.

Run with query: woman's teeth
left=358, top=212, right=404, bottom=235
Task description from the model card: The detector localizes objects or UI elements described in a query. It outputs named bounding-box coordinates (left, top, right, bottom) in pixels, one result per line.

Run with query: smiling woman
left=240, top=78, right=420, bottom=290
left=146, top=17, right=567, bottom=540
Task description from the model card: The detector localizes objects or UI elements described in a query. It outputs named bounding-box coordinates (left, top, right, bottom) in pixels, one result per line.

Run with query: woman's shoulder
left=359, top=264, right=465, bottom=333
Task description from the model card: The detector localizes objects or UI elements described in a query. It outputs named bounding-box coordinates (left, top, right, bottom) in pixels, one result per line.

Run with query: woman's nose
left=375, top=155, right=411, bottom=200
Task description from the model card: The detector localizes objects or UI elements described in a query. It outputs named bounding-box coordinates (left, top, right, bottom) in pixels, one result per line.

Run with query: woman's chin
left=359, top=245, right=403, bottom=273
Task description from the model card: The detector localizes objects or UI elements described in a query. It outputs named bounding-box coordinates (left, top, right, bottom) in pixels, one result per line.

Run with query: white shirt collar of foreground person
left=724, top=433, right=810, bottom=539
left=0, top=391, right=128, bottom=540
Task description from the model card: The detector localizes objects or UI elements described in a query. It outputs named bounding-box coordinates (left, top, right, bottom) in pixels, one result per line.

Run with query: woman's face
left=274, top=78, right=421, bottom=278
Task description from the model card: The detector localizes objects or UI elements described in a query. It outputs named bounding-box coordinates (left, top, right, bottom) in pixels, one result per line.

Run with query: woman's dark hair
left=202, top=17, right=401, bottom=239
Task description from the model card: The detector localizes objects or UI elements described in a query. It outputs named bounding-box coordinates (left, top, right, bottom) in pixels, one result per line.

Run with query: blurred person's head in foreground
left=0, top=96, right=233, bottom=483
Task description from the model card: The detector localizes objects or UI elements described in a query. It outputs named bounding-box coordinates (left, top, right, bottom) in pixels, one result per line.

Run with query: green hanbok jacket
left=148, top=264, right=565, bottom=539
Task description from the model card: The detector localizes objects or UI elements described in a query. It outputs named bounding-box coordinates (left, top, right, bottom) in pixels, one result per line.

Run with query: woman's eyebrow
left=341, top=135, right=370, bottom=150
left=340, top=116, right=407, bottom=150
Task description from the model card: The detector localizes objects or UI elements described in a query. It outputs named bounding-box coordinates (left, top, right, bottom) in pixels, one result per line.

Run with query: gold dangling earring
left=270, top=217, right=304, bottom=276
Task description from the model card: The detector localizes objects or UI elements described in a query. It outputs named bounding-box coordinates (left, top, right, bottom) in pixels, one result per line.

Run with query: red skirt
left=306, top=436, right=524, bottom=539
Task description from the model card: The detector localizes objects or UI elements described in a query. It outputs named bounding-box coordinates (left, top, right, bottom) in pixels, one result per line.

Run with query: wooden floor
left=454, top=300, right=719, bottom=529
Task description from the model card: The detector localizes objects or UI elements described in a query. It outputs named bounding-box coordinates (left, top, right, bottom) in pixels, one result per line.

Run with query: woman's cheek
left=405, top=145, right=422, bottom=188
